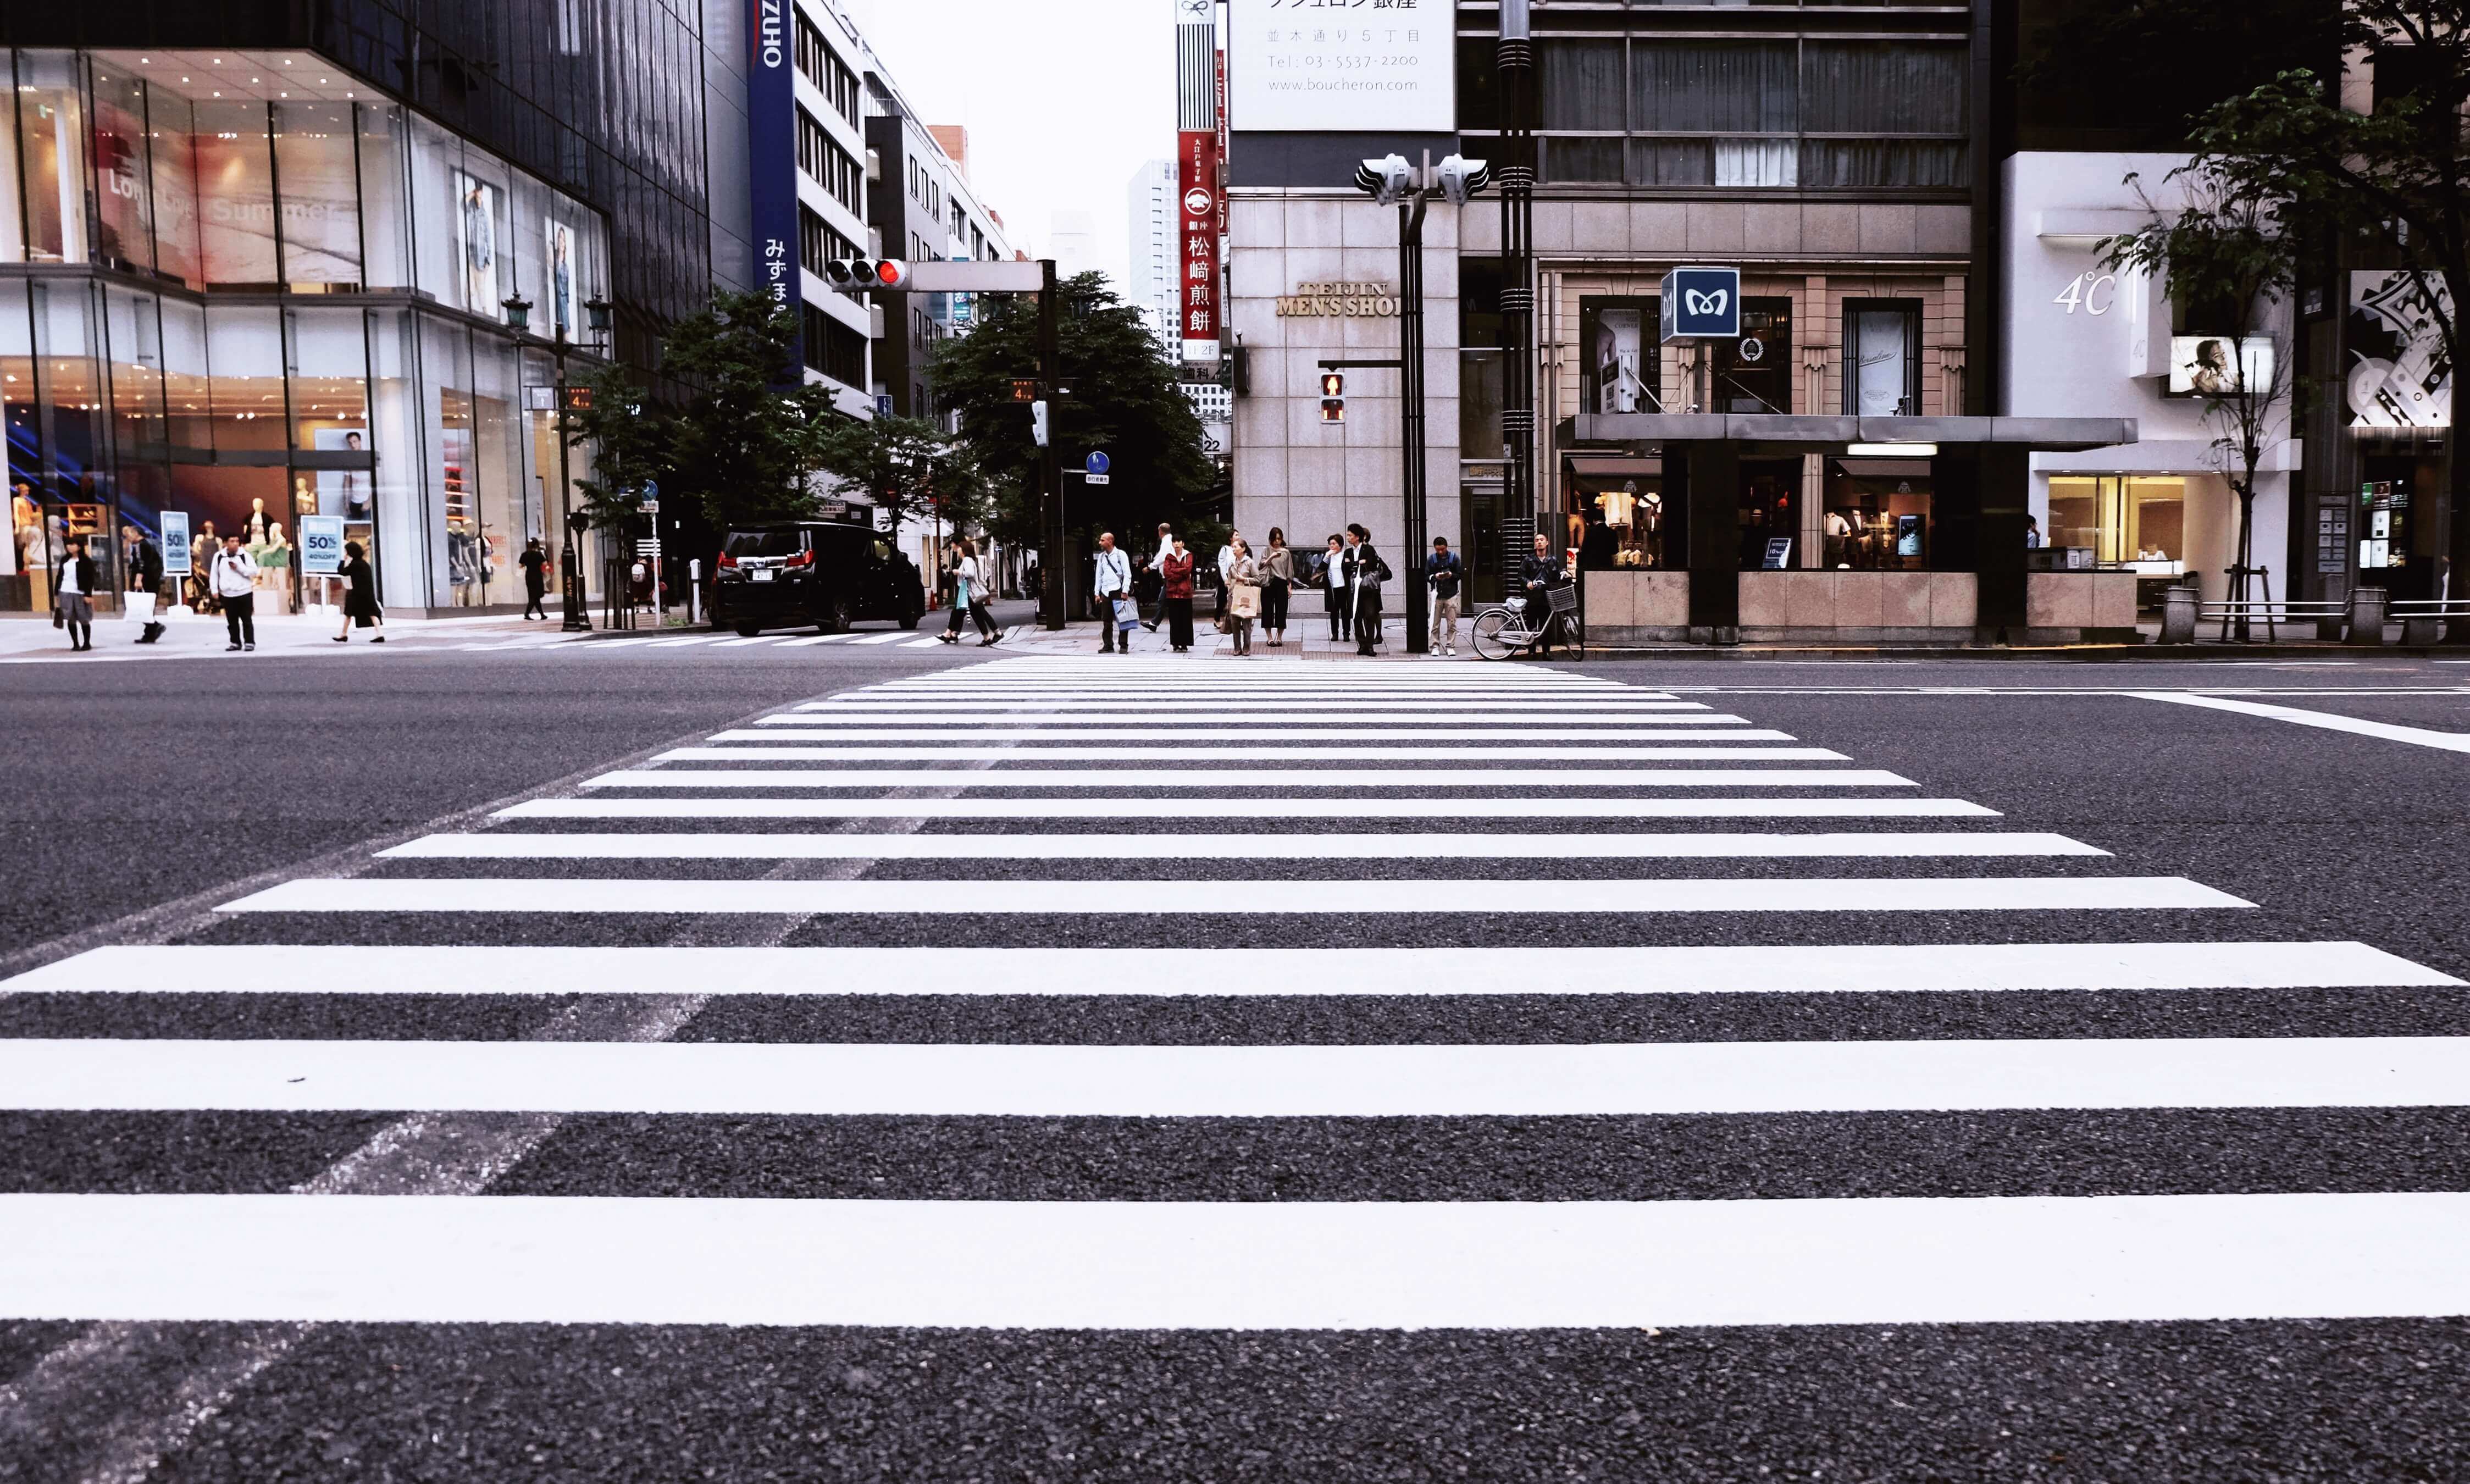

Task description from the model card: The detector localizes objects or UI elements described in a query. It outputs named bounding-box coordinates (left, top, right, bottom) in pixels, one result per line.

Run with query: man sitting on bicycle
left=1521, top=533, right=1571, bottom=657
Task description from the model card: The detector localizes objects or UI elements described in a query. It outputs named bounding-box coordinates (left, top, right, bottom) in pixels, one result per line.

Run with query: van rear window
left=724, top=530, right=804, bottom=558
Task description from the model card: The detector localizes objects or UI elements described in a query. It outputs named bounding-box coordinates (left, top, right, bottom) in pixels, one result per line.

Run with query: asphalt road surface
left=3, top=644, right=2468, bottom=1482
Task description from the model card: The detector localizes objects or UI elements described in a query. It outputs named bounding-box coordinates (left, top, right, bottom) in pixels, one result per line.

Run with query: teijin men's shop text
left=1276, top=283, right=1399, bottom=317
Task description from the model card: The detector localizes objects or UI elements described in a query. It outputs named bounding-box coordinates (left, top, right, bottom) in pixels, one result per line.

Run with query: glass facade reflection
left=0, top=48, right=612, bottom=616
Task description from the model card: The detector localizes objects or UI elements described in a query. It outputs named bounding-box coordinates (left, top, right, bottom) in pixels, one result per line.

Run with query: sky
left=842, top=0, right=1181, bottom=295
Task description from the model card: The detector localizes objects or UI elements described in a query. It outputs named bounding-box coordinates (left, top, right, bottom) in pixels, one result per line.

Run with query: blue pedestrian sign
left=1084, top=451, right=1110, bottom=476
left=1660, top=267, right=1741, bottom=342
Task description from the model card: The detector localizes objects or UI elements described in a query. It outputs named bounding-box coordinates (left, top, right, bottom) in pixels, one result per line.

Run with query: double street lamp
left=1352, top=151, right=1490, bottom=655
left=505, top=290, right=614, bottom=632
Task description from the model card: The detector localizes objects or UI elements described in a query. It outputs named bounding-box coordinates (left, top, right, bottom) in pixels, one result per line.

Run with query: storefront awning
left=1563, top=414, right=2138, bottom=452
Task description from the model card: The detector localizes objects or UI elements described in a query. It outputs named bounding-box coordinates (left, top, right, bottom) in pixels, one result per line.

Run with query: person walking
left=1226, top=536, right=1261, bottom=655
left=53, top=536, right=98, bottom=651
left=1091, top=531, right=1134, bottom=654
left=1144, top=523, right=1174, bottom=630
left=1161, top=536, right=1198, bottom=652
left=1344, top=524, right=1391, bottom=657
left=125, top=524, right=166, bottom=644
left=1215, top=528, right=1240, bottom=634
left=519, top=538, right=551, bottom=619
left=941, top=539, right=994, bottom=645
left=1320, top=534, right=1351, bottom=645
left=211, top=532, right=259, bottom=651
left=1426, top=535, right=1464, bottom=657
left=1522, top=532, right=1570, bottom=658
left=1260, top=528, right=1294, bottom=646
left=331, top=540, right=385, bottom=642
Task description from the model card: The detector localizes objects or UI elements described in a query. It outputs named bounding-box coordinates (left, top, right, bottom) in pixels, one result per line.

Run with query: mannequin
left=245, top=497, right=271, bottom=543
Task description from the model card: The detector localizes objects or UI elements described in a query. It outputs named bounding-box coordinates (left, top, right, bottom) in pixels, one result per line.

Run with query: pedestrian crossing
left=3, top=654, right=2466, bottom=1360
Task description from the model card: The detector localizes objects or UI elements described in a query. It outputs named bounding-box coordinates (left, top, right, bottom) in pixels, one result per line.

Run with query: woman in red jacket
left=1160, top=537, right=1197, bottom=652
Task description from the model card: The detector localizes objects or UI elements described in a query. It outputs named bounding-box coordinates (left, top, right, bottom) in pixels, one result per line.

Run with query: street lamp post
left=508, top=292, right=610, bottom=632
left=1498, top=0, right=1537, bottom=525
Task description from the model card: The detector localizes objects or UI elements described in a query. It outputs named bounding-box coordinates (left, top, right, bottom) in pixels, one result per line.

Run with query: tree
left=2168, top=9, right=2470, bottom=594
left=661, top=289, right=814, bottom=528
left=2102, top=159, right=2299, bottom=635
left=562, top=359, right=669, bottom=531
left=803, top=406, right=994, bottom=536
left=927, top=272, right=1218, bottom=551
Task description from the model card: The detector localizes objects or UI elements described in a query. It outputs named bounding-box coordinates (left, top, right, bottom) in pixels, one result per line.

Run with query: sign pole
left=1399, top=168, right=1430, bottom=656
left=1039, top=258, right=1066, bottom=630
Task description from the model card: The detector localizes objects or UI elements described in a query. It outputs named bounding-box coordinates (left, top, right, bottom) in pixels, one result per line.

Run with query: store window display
left=1579, top=297, right=1661, bottom=413
left=1568, top=462, right=1670, bottom=568
left=1737, top=460, right=1801, bottom=569
left=1824, top=458, right=1932, bottom=570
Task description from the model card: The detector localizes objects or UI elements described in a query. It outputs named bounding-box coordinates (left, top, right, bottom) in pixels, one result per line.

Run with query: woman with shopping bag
left=1226, top=536, right=1261, bottom=655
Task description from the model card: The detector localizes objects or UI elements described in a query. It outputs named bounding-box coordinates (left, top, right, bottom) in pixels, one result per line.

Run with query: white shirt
left=56, top=556, right=82, bottom=595
left=1092, top=546, right=1132, bottom=597
left=1153, top=533, right=1175, bottom=568
left=211, top=548, right=259, bottom=597
left=1325, top=550, right=1347, bottom=589
left=1217, top=544, right=1236, bottom=581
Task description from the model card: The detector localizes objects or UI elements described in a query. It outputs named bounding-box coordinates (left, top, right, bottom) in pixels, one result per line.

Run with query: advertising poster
left=1585, top=304, right=1650, bottom=413
left=748, top=0, right=802, bottom=376
left=1228, top=0, right=1454, bottom=132
left=2348, top=270, right=2453, bottom=428
left=454, top=171, right=500, bottom=318
left=314, top=428, right=373, bottom=518
left=2166, top=335, right=2274, bottom=397
left=160, top=511, right=191, bottom=575
left=1177, top=128, right=1220, bottom=365
left=299, top=515, right=346, bottom=576
left=545, top=221, right=577, bottom=340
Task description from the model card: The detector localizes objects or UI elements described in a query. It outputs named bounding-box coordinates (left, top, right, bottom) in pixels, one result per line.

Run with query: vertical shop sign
left=300, top=515, right=346, bottom=575
left=161, top=512, right=191, bottom=575
left=750, top=0, right=801, bottom=378
left=1178, top=129, right=1220, bottom=365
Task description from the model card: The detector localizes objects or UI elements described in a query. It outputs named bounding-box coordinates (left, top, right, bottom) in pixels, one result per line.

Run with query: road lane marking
left=380, top=830, right=2102, bottom=861
left=2132, top=691, right=2470, bottom=754
left=5, top=1192, right=2463, bottom=1327
left=219, top=876, right=2249, bottom=915
left=756, top=711, right=1745, bottom=726
left=9, top=941, right=2444, bottom=998
left=710, top=636, right=790, bottom=647
left=798, top=699, right=1715, bottom=712
left=652, top=745, right=1852, bottom=762
left=775, top=633, right=859, bottom=646
left=848, top=631, right=924, bottom=645
left=580, top=768, right=1917, bottom=789
left=498, top=796, right=1997, bottom=821
left=706, top=728, right=1790, bottom=743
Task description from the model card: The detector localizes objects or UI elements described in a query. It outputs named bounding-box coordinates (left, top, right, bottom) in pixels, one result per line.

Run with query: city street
left=3, top=645, right=2467, bottom=1479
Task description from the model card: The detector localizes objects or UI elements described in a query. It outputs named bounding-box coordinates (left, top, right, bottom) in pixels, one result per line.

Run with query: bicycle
left=1469, top=584, right=1579, bottom=661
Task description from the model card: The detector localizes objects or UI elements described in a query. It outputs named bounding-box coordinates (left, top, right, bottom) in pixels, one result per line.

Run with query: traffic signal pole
left=1399, top=168, right=1431, bottom=656
left=1038, top=257, right=1065, bottom=630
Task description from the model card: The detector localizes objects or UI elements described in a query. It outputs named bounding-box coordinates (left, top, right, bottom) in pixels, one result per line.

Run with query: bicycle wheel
left=1469, top=607, right=1522, bottom=661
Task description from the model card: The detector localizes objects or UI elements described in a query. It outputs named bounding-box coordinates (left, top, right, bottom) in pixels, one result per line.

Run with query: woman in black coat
left=333, top=540, right=385, bottom=643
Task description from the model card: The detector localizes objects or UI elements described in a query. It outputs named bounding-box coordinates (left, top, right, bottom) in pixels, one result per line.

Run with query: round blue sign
left=1084, top=451, right=1110, bottom=475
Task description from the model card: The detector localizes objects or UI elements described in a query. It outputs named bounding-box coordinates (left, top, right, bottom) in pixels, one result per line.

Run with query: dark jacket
left=1344, top=544, right=1392, bottom=614
left=519, top=546, right=551, bottom=590
left=1425, top=551, right=1463, bottom=598
left=1161, top=551, right=1196, bottom=600
left=126, top=539, right=163, bottom=591
left=56, top=554, right=100, bottom=595
left=341, top=555, right=381, bottom=617
left=1523, top=551, right=1568, bottom=591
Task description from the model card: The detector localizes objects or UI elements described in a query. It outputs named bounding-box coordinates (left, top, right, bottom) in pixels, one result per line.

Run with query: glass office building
left=2, top=48, right=615, bottom=616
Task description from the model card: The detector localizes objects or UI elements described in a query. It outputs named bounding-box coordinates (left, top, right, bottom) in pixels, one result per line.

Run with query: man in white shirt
left=1215, top=529, right=1240, bottom=627
left=211, top=533, right=261, bottom=651
left=1144, top=524, right=1174, bottom=630
left=1091, top=531, right=1133, bottom=654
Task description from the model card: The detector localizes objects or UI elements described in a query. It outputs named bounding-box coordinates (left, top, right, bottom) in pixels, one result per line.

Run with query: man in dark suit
left=1342, top=523, right=1391, bottom=657
left=124, top=525, right=165, bottom=643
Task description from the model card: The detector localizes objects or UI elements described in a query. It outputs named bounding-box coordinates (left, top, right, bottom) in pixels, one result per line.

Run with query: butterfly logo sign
left=1684, top=289, right=1728, bottom=319
left=1660, top=267, right=1742, bottom=340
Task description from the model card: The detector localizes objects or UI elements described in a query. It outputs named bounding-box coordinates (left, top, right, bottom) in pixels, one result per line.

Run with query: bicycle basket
left=1546, top=584, right=1580, bottom=616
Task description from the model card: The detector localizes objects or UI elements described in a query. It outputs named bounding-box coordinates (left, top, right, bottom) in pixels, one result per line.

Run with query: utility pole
left=1398, top=159, right=1431, bottom=656
left=1038, top=257, right=1065, bottom=630
left=1498, top=0, right=1537, bottom=525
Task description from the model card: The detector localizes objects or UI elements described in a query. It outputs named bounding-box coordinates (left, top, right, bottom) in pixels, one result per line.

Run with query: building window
left=802, top=302, right=867, bottom=386
left=1843, top=301, right=1921, bottom=416
left=796, top=110, right=863, bottom=215
left=799, top=205, right=859, bottom=275
left=1579, top=298, right=1662, bottom=413
left=1715, top=298, right=1793, bottom=414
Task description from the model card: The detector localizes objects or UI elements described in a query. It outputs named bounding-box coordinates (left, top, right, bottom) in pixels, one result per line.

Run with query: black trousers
left=1355, top=592, right=1382, bottom=655
left=1261, top=580, right=1289, bottom=632
left=1325, top=589, right=1350, bottom=641
left=524, top=580, right=547, bottom=618
left=1165, top=596, right=1195, bottom=649
left=223, top=592, right=257, bottom=645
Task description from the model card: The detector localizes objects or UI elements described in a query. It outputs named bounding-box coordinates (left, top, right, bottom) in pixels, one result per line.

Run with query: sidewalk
left=994, top=612, right=1483, bottom=661
left=0, top=607, right=590, bottom=662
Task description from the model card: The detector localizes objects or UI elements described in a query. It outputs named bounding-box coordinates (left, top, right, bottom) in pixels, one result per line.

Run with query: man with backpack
left=1425, top=535, right=1464, bottom=658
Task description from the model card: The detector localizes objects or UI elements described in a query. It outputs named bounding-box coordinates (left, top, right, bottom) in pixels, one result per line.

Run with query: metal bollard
left=2347, top=586, right=2386, bottom=646
left=2159, top=585, right=2198, bottom=644
left=688, top=559, right=701, bottom=626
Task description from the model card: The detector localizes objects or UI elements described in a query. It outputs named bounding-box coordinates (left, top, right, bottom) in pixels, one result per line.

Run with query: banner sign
left=1178, top=127, right=1221, bottom=364
left=1660, top=267, right=1742, bottom=342
left=1227, top=0, right=1454, bottom=133
left=749, top=0, right=801, bottom=378
left=300, top=515, right=346, bottom=575
left=161, top=511, right=191, bottom=575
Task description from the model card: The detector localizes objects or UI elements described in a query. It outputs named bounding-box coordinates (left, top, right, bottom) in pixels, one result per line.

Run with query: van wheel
left=898, top=605, right=920, bottom=630
left=823, top=595, right=854, bottom=633
left=734, top=623, right=760, bottom=638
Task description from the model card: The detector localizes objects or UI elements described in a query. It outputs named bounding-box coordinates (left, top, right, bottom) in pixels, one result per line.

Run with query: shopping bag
left=125, top=590, right=156, bottom=623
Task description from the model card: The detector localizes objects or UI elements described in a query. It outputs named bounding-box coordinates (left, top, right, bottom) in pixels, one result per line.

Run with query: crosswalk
left=3, top=657, right=2467, bottom=1396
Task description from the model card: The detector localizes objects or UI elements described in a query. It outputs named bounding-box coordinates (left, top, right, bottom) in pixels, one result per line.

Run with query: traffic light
left=823, top=258, right=911, bottom=294
left=1319, top=370, right=1345, bottom=424
left=1030, top=399, right=1050, bottom=447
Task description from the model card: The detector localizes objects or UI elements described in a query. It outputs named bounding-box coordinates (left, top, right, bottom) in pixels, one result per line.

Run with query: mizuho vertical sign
left=750, top=0, right=801, bottom=378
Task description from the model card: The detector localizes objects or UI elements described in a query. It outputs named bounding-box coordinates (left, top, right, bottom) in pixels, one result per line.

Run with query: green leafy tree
left=2102, top=159, right=2299, bottom=633
left=661, top=288, right=813, bottom=528
left=2161, top=6, right=2470, bottom=583
left=563, top=359, right=669, bottom=530
left=801, top=406, right=993, bottom=535
left=927, top=272, right=1217, bottom=550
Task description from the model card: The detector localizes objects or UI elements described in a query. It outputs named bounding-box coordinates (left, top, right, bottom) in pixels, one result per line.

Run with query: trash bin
left=2159, top=585, right=2198, bottom=645
left=2347, top=586, right=2387, bottom=647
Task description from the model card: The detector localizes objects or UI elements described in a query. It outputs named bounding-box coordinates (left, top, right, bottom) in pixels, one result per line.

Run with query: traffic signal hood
left=824, top=258, right=911, bottom=294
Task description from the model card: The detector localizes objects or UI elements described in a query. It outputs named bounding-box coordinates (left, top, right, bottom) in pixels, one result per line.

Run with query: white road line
left=654, top=746, right=1851, bottom=762
left=379, top=830, right=2102, bottom=861
left=775, top=633, right=859, bottom=646
left=498, top=796, right=1998, bottom=821
left=7, top=1036, right=2458, bottom=1117
left=710, top=636, right=790, bottom=648
left=848, top=631, right=923, bottom=645
left=798, top=699, right=1715, bottom=712
left=7, top=1192, right=2463, bottom=1328
left=582, top=768, right=1915, bottom=789
left=2134, top=691, right=2470, bottom=754
left=642, top=636, right=723, bottom=648
left=578, top=636, right=666, bottom=649
left=710, top=728, right=1786, bottom=743
left=10, top=941, right=2444, bottom=998
left=904, top=638, right=953, bottom=647
left=755, top=712, right=1747, bottom=726
left=219, top=875, right=2249, bottom=915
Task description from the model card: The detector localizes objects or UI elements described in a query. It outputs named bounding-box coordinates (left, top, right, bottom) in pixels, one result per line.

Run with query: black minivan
left=711, top=513, right=926, bottom=634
